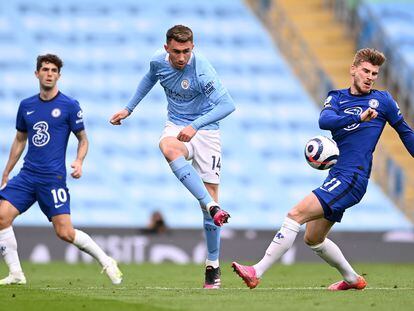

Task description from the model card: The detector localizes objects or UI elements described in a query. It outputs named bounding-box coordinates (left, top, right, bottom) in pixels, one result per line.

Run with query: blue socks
left=203, top=210, right=221, bottom=261
left=169, top=156, right=213, bottom=208
left=170, top=156, right=220, bottom=262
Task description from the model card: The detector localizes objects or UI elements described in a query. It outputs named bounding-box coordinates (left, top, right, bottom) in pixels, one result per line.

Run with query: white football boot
left=101, top=258, right=123, bottom=285
left=0, top=272, right=26, bottom=285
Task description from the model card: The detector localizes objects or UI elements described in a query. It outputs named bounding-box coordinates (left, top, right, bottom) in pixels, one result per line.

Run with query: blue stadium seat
left=0, top=0, right=411, bottom=230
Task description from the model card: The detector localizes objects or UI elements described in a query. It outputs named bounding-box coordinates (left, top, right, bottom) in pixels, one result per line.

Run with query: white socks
left=73, top=229, right=111, bottom=267
left=0, top=227, right=23, bottom=274
left=254, top=218, right=301, bottom=278
left=206, top=259, right=219, bottom=268
left=310, top=238, right=359, bottom=283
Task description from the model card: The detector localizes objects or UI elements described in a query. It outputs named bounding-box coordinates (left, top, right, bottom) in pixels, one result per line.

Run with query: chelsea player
left=232, top=48, right=414, bottom=290
left=110, top=25, right=235, bottom=289
left=0, top=54, right=122, bottom=285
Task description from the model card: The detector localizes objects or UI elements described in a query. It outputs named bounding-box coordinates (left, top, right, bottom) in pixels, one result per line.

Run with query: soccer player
left=0, top=54, right=122, bottom=285
left=110, top=25, right=235, bottom=289
left=232, top=48, right=414, bottom=290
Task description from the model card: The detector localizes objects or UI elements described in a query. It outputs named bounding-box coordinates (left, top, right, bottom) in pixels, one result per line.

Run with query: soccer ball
left=304, top=135, right=339, bottom=170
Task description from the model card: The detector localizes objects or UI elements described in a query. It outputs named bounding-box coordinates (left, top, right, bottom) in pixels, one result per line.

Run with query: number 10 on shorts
left=51, top=188, right=67, bottom=207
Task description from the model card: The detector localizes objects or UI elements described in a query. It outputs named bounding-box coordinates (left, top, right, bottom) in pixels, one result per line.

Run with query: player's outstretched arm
left=1, top=131, right=27, bottom=187
left=110, top=109, right=130, bottom=125
left=391, top=119, right=414, bottom=157
left=71, top=130, right=88, bottom=179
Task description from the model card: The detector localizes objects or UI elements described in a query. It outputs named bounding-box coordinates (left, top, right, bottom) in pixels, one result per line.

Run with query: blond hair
left=353, top=48, right=386, bottom=67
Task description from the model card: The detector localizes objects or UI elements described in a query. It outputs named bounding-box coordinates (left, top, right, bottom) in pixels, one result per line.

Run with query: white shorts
left=160, top=121, right=222, bottom=184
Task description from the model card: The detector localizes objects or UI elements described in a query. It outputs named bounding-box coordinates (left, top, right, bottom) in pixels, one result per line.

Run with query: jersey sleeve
left=69, top=101, right=85, bottom=133
left=197, top=58, right=227, bottom=103
left=384, top=91, right=403, bottom=126
left=125, top=60, right=158, bottom=113
left=15, top=102, right=27, bottom=132
left=321, top=90, right=340, bottom=112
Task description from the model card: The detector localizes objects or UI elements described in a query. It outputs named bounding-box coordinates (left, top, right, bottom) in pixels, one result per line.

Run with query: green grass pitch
left=1, top=262, right=413, bottom=311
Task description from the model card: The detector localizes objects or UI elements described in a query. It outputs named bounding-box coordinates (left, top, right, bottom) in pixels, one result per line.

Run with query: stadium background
left=0, top=0, right=413, bottom=264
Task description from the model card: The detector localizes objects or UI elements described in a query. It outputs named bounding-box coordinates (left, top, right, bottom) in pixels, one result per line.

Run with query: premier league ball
left=304, top=135, right=339, bottom=170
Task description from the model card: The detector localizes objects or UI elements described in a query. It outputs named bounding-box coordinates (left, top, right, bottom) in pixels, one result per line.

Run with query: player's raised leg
left=305, top=218, right=366, bottom=290
left=52, top=214, right=123, bottom=284
left=232, top=193, right=323, bottom=288
left=0, top=200, right=26, bottom=285
left=160, top=137, right=229, bottom=226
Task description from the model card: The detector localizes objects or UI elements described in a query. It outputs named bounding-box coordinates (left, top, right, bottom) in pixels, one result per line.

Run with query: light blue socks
left=169, top=156, right=213, bottom=208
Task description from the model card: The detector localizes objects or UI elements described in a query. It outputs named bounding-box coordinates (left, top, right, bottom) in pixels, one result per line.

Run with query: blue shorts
left=312, top=170, right=368, bottom=222
left=0, top=170, right=71, bottom=221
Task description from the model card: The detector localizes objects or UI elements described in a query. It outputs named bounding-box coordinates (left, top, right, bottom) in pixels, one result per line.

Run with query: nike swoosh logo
left=54, top=204, right=64, bottom=208
left=339, top=100, right=350, bottom=104
left=27, top=111, right=35, bottom=115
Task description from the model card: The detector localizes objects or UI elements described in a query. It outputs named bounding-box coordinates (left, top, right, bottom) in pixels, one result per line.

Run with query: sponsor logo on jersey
left=51, top=108, right=61, bottom=118
left=181, top=79, right=190, bottom=90
left=204, top=81, right=215, bottom=96
left=343, top=107, right=363, bottom=131
left=32, top=121, right=50, bottom=147
left=27, top=110, right=35, bottom=115
left=368, top=99, right=379, bottom=109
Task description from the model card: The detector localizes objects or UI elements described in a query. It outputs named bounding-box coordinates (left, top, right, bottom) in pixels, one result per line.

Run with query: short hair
left=166, top=25, right=193, bottom=43
left=36, top=54, right=63, bottom=72
left=352, top=48, right=386, bottom=67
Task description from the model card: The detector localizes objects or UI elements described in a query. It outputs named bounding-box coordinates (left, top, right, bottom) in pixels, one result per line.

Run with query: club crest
left=51, top=108, right=61, bottom=118
left=368, top=99, right=379, bottom=109
left=181, top=79, right=190, bottom=90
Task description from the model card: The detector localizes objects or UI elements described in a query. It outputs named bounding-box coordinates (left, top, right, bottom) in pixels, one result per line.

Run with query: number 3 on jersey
left=51, top=188, right=68, bottom=208
left=32, top=121, right=50, bottom=147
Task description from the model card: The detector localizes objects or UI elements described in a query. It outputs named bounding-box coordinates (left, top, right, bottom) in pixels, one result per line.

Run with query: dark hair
left=166, top=25, right=193, bottom=43
left=353, top=48, right=386, bottom=67
left=36, top=54, right=63, bottom=72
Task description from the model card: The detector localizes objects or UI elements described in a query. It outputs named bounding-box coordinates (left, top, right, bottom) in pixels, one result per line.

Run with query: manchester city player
left=232, top=48, right=414, bottom=290
left=110, top=25, right=235, bottom=289
left=0, top=54, right=122, bottom=285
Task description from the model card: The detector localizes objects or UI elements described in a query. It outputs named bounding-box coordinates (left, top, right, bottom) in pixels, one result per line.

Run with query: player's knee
left=160, top=144, right=183, bottom=161
left=303, top=234, right=324, bottom=246
left=0, top=213, right=13, bottom=229
left=55, top=227, right=75, bottom=243
left=287, top=209, right=302, bottom=223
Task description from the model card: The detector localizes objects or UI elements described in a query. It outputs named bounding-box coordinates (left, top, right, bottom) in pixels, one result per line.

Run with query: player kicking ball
left=110, top=25, right=235, bottom=289
left=0, top=54, right=122, bottom=285
left=232, top=48, right=414, bottom=290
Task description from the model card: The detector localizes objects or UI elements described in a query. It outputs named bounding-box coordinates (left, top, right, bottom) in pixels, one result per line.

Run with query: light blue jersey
left=126, top=50, right=234, bottom=130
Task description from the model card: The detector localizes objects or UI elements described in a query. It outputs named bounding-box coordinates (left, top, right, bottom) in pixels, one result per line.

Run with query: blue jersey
left=126, top=50, right=233, bottom=130
left=16, top=91, right=85, bottom=178
left=321, top=88, right=402, bottom=178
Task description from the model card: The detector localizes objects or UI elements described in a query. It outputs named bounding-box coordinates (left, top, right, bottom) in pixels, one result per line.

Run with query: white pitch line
left=39, top=286, right=414, bottom=291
